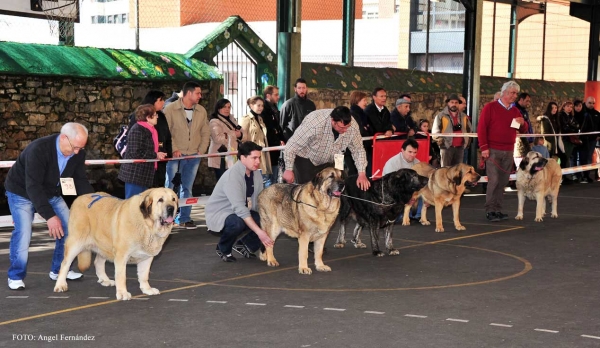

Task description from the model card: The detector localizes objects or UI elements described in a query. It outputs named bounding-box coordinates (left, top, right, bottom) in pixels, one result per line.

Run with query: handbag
left=569, top=135, right=583, bottom=145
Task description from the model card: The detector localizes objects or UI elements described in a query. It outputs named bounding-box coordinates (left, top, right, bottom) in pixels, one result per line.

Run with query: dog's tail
left=77, top=251, right=92, bottom=272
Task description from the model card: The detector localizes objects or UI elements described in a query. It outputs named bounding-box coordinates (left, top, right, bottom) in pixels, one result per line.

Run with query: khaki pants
left=440, top=146, right=464, bottom=167
left=484, top=149, right=513, bottom=213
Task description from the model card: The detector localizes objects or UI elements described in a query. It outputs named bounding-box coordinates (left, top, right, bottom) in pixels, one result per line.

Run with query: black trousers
left=293, top=156, right=333, bottom=184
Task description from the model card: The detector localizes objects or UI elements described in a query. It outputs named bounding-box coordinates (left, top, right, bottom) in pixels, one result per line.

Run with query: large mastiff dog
left=334, top=169, right=428, bottom=256
left=515, top=151, right=562, bottom=221
left=403, top=163, right=481, bottom=232
left=54, top=188, right=178, bottom=300
left=257, top=167, right=345, bottom=275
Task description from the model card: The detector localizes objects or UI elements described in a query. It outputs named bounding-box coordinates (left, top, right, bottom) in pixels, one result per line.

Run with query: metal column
left=276, top=0, right=302, bottom=104
left=507, top=0, right=518, bottom=79
left=342, top=0, right=355, bottom=66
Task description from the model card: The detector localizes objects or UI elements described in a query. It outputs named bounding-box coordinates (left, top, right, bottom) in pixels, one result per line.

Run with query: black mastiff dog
left=334, top=169, right=429, bottom=256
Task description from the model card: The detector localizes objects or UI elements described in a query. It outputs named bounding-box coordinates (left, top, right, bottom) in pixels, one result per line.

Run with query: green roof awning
left=0, top=41, right=221, bottom=81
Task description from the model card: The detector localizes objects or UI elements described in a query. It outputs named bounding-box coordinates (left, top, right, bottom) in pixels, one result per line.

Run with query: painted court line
left=133, top=298, right=149, bottom=301
left=490, top=323, right=513, bottom=328
left=284, top=305, right=305, bottom=308
left=534, top=328, right=559, bottom=333
left=88, top=297, right=109, bottom=299
left=206, top=300, right=227, bottom=304
left=47, top=296, right=69, bottom=299
left=364, top=311, right=385, bottom=315
left=446, top=318, right=469, bottom=323
left=168, top=299, right=188, bottom=302
left=581, top=335, right=600, bottom=340
left=6, top=296, right=29, bottom=299
left=246, top=303, right=266, bottom=306
left=405, top=314, right=428, bottom=318
left=323, top=308, right=346, bottom=312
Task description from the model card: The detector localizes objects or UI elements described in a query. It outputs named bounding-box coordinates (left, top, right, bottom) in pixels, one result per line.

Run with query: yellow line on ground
left=0, top=225, right=526, bottom=326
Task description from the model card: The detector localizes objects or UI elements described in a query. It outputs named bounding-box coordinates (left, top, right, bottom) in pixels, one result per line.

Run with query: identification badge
left=334, top=153, right=344, bottom=171
left=60, top=178, right=77, bottom=195
left=510, top=118, right=521, bottom=129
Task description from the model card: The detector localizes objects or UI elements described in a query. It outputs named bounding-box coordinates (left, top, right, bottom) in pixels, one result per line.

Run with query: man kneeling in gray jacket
left=205, top=141, right=274, bottom=262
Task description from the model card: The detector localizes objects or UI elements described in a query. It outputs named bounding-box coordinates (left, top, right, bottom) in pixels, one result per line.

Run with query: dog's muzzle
left=161, top=205, right=176, bottom=226
left=328, top=182, right=345, bottom=197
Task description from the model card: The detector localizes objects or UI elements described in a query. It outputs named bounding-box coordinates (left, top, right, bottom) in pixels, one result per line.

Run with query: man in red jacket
left=477, top=81, right=527, bottom=222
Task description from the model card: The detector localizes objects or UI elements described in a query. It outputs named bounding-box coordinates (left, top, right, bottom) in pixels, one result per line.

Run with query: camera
left=235, top=125, right=242, bottom=131
left=452, top=123, right=462, bottom=131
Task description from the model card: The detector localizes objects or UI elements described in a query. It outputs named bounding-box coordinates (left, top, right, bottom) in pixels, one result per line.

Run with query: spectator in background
left=415, top=119, right=440, bottom=168
left=207, top=98, right=243, bottom=181
left=537, top=102, right=562, bottom=158
left=432, top=94, right=471, bottom=167
left=532, top=137, right=551, bottom=159
left=579, top=97, right=600, bottom=182
left=240, top=96, right=272, bottom=187
left=558, top=101, right=580, bottom=174
left=459, top=95, right=473, bottom=165
left=390, top=94, right=417, bottom=135
left=164, top=81, right=211, bottom=229
left=280, top=78, right=316, bottom=141
left=119, top=104, right=167, bottom=198
left=347, top=91, right=373, bottom=176
left=364, top=87, right=393, bottom=137
left=262, top=85, right=285, bottom=183
left=493, top=91, right=501, bottom=101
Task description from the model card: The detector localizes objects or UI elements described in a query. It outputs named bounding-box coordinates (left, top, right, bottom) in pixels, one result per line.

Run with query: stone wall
left=0, top=75, right=220, bottom=207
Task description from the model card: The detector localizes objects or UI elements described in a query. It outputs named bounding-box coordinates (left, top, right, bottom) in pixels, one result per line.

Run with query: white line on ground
left=534, top=328, right=559, bottom=333
left=284, top=305, right=305, bottom=308
left=6, top=296, right=28, bottom=299
left=206, top=300, right=227, bottom=304
left=88, top=297, right=109, bottom=299
left=323, top=308, right=346, bottom=312
left=404, top=314, right=428, bottom=318
left=168, top=299, right=189, bottom=302
left=364, top=311, right=385, bottom=315
left=490, top=323, right=513, bottom=328
left=47, top=296, right=69, bottom=299
left=446, top=318, right=469, bottom=323
left=581, top=335, right=600, bottom=340
left=246, top=303, right=266, bottom=306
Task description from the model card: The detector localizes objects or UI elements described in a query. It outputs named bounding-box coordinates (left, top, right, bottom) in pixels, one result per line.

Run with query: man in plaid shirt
left=282, top=106, right=371, bottom=191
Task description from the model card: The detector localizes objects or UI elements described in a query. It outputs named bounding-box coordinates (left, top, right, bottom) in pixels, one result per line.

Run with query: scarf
left=137, top=121, right=159, bottom=169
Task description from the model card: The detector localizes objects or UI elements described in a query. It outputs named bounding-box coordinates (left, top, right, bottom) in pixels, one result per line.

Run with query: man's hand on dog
left=357, top=172, right=371, bottom=191
left=283, top=170, right=295, bottom=184
left=257, top=230, right=274, bottom=248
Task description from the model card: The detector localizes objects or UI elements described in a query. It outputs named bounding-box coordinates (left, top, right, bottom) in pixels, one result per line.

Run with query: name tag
left=60, top=178, right=77, bottom=195
left=510, top=118, right=521, bottom=129
left=334, top=153, right=344, bottom=171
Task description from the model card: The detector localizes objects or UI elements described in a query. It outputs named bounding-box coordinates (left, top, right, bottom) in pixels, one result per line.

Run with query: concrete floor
left=0, top=182, right=599, bottom=347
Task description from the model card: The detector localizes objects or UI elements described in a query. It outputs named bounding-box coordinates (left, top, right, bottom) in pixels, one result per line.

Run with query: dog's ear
left=139, top=194, right=153, bottom=219
left=453, top=170, right=463, bottom=186
left=311, top=170, right=323, bottom=188
left=519, top=156, right=529, bottom=171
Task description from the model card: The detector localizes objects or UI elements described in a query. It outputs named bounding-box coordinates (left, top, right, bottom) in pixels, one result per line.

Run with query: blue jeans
left=6, top=191, right=70, bottom=280
left=270, top=164, right=280, bottom=184
left=395, top=197, right=423, bottom=222
left=217, top=211, right=262, bottom=255
left=165, top=157, right=201, bottom=224
left=125, top=183, right=147, bottom=199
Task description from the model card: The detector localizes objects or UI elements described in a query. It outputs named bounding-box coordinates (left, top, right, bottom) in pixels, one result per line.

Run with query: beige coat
left=164, top=100, right=210, bottom=155
left=240, top=113, right=272, bottom=175
left=207, top=115, right=241, bottom=169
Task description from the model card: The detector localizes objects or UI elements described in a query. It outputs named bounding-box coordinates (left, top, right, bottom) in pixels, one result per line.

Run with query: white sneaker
left=8, top=278, right=25, bottom=290
left=49, top=270, right=83, bottom=281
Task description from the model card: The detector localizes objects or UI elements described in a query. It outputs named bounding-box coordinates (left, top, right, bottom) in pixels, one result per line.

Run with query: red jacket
left=477, top=101, right=528, bottom=152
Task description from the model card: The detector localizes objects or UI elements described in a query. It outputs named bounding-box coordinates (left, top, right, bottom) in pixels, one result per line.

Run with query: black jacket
left=390, top=108, right=417, bottom=134
left=364, top=102, right=393, bottom=134
left=262, top=100, right=285, bottom=163
left=4, top=134, right=93, bottom=220
left=280, top=95, right=316, bottom=141
left=581, top=106, right=600, bottom=141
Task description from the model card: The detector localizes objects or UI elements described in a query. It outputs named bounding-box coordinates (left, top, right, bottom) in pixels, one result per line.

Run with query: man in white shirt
left=383, top=139, right=422, bottom=221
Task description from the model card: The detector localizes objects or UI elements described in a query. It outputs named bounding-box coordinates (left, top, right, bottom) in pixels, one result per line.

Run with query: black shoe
left=495, top=212, right=509, bottom=220
left=182, top=220, right=196, bottom=229
left=216, top=246, right=237, bottom=262
left=232, top=242, right=257, bottom=259
left=486, top=212, right=500, bottom=222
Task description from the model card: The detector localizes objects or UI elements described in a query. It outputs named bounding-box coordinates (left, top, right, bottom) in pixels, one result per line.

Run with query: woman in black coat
left=346, top=91, right=373, bottom=176
left=119, top=104, right=167, bottom=198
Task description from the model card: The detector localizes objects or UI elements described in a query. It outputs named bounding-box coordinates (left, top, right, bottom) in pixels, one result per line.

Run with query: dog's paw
left=141, top=287, right=160, bottom=296
left=435, top=227, right=445, bottom=233
left=401, top=220, right=411, bottom=226
left=515, top=214, right=523, bottom=220
left=388, top=249, right=400, bottom=256
left=455, top=225, right=466, bottom=231
left=551, top=213, right=558, bottom=218
left=316, top=265, right=332, bottom=272
left=267, top=259, right=280, bottom=267
left=352, top=240, right=367, bottom=249
left=534, top=216, right=543, bottom=222
left=420, top=220, right=431, bottom=226
left=258, top=251, right=267, bottom=262
left=298, top=267, right=312, bottom=275
left=333, top=243, right=345, bottom=249
left=53, top=282, right=68, bottom=293
left=116, top=290, right=132, bottom=301
left=372, top=251, right=385, bottom=257
left=97, top=279, right=115, bottom=287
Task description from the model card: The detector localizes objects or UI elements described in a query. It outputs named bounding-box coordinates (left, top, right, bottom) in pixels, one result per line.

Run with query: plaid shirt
left=284, top=109, right=367, bottom=172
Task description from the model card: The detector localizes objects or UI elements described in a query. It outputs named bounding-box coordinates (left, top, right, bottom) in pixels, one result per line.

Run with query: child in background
left=532, top=137, right=550, bottom=159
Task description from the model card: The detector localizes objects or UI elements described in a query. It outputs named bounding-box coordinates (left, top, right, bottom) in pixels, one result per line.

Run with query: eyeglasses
left=65, top=135, right=85, bottom=152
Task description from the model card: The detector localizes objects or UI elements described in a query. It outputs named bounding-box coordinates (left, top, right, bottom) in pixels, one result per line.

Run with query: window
left=91, top=16, right=97, bottom=24
left=121, top=13, right=127, bottom=23
left=97, top=15, right=106, bottom=23
left=113, top=14, right=119, bottom=23
left=107, top=15, right=113, bottom=24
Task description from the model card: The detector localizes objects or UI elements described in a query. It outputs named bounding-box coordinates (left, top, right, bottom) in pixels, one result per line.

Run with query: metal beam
left=342, top=0, right=355, bottom=66
left=276, top=0, right=302, bottom=105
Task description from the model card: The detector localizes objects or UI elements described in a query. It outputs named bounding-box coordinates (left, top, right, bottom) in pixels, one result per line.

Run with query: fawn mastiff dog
left=53, top=188, right=178, bottom=300
left=515, top=151, right=562, bottom=221
left=257, top=167, right=345, bottom=275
